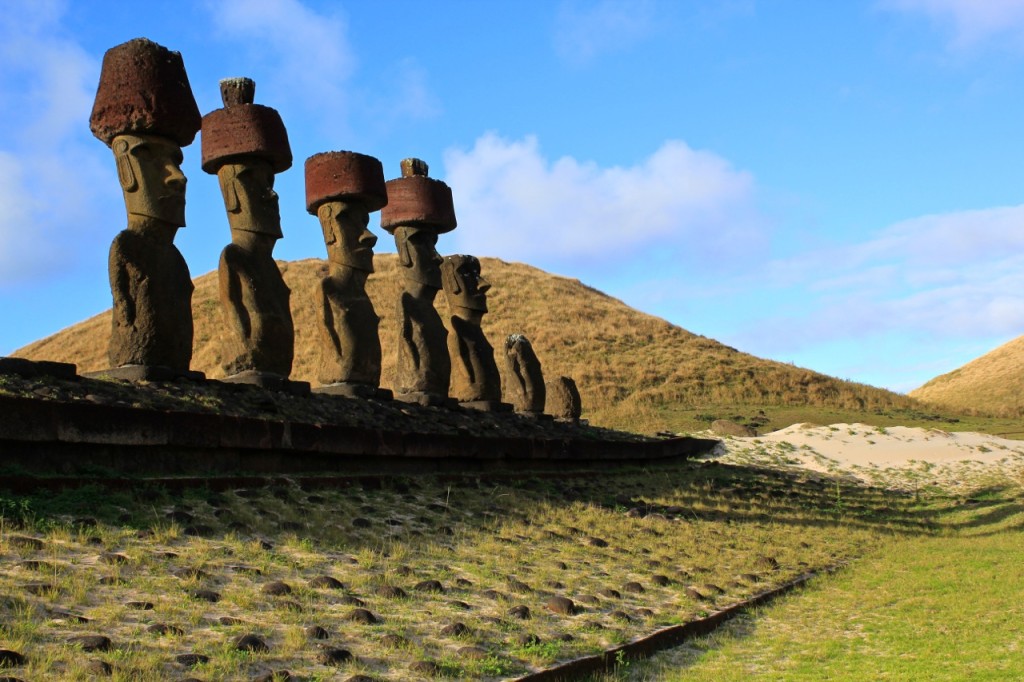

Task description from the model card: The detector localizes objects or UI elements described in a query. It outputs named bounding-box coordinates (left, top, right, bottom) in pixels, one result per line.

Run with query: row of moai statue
left=85, top=38, right=582, bottom=420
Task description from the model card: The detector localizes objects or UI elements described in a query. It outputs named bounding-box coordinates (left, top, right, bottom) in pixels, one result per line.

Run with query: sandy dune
left=707, top=423, right=1024, bottom=493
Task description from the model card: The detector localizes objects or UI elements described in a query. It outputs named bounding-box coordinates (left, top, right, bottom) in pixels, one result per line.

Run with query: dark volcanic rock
left=413, top=579, right=444, bottom=593
left=374, top=585, right=407, bottom=599
left=623, top=581, right=645, bottom=593
left=309, top=576, right=344, bottom=590
left=68, top=635, right=111, bottom=652
left=175, top=653, right=209, bottom=667
left=545, top=596, right=576, bottom=615
left=0, top=650, right=25, bottom=667
left=380, top=634, right=409, bottom=648
left=345, top=608, right=378, bottom=624
left=189, top=589, right=221, bottom=602
left=146, top=623, right=184, bottom=636
left=316, top=647, right=353, bottom=665
left=234, top=634, right=269, bottom=652
left=305, top=625, right=329, bottom=640
left=261, top=581, right=292, bottom=596
left=440, top=622, right=470, bottom=637
left=84, top=659, right=112, bottom=675
left=410, top=661, right=440, bottom=676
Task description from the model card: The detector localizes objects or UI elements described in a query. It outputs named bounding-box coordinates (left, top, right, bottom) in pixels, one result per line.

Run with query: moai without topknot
left=504, top=333, right=547, bottom=417
left=305, top=151, right=391, bottom=400
left=89, top=37, right=202, bottom=381
left=380, top=159, right=456, bottom=407
left=547, top=375, right=582, bottom=423
left=441, top=255, right=511, bottom=411
left=202, top=77, right=304, bottom=393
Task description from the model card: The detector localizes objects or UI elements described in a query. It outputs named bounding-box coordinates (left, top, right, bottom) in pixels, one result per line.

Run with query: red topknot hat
left=304, top=151, right=388, bottom=215
left=201, top=77, right=292, bottom=174
left=380, top=158, right=457, bottom=234
left=89, top=37, right=201, bottom=147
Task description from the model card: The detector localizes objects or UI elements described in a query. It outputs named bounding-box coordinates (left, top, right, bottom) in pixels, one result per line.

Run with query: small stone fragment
left=440, top=622, right=469, bottom=637
left=345, top=608, right=378, bottom=624
left=234, top=634, right=269, bottom=652
left=0, top=650, right=25, bottom=667
left=84, top=659, right=112, bottom=676
left=68, top=635, right=112, bottom=652
left=261, top=581, right=292, bottom=596
left=309, top=576, right=344, bottom=590
left=623, top=581, right=645, bottom=593
left=413, top=579, right=444, bottom=593
left=545, top=596, right=576, bottom=615
left=315, top=648, right=352, bottom=666
left=189, top=589, right=220, bottom=602
left=305, top=625, right=329, bottom=640
left=508, top=605, right=531, bottom=619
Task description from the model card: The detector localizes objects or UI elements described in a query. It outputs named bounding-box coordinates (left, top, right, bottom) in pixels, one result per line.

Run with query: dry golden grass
left=911, top=335, right=1024, bottom=417
left=16, top=256, right=918, bottom=428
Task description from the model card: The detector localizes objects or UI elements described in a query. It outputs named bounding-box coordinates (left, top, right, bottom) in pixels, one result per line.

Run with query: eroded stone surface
left=203, top=78, right=295, bottom=379
left=442, top=255, right=506, bottom=408
left=504, top=334, right=545, bottom=414
left=384, top=160, right=454, bottom=403
left=91, top=39, right=200, bottom=377
left=546, top=376, right=582, bottom=421
left=305, top=152, right=387, bottom=394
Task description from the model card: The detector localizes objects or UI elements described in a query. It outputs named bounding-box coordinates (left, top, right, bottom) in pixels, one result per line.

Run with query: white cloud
left=729, top=204, right=1024, bottom=353
left=882, top=0, right=1024, bottom=48
left=206, top=0, right=355, bottom=119
left=442, top=133, right=759, bottom=269
left=553, top=0, right=656, bottom=66
left=0, top=2, right=108, bottom=287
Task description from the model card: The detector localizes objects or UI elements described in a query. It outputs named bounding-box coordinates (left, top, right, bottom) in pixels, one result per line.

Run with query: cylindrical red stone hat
left=304, top=151, right=388, bottom=215
left=201, top=77, right=292, bottom=174
left=380, top=158, right=457, bottom=234
left=89, top=37, right=201, bottom=147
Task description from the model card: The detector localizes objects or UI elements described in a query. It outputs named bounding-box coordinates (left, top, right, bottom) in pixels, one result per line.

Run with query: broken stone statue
left=202, top=77, right=306, bottom=394
left=89, top=37, right=203, bottom=381
left=380, top=159, right=456, bottom=407
left=504, top=333, right=547, bottom=417
left=441, top=255, right=511, bottom=412
left=547, top=375, right=582, bottom=422
left=305, top=150, right=391, bottom=400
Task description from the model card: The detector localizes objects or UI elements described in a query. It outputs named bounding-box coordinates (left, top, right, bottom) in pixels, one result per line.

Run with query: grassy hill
left=911, top=335, right=1024, bottom=417
left=17, top=256, right=922, bottom=432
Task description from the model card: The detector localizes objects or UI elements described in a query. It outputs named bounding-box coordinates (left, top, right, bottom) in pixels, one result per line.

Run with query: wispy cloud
left=725, top=205, right=1024, bottom=356
left=442, top=133, right=761, bottom=272
left=552, top=0, right=657, bottom=66
left=0, top=1, right=108, bottom=287
left=882, top=0, right=1024, bottom=49
left=205, top=0, right=355, bottom=122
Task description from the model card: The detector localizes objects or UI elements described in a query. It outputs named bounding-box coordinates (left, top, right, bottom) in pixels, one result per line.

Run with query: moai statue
left=547, top=376, right=582, bottom=423
left=380, top=159, right=456, bottom=407
left=89, top=38, right=202, bottom=382
left=202, top=77, right=305, bottom=393
left=504, top=333, right=547, bottom=417
left=441, top=255, right=511, bottom=411
left=305, top=151, right=391, bottom=400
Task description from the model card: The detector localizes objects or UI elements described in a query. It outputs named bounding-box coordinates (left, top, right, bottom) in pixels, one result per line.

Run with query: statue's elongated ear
left=220, top=167, right=240, bottom=212
left=114, top=139, right=137, bottom=192
left=441, top=258, right=461, bottom=295
left=318, top=203, right=336, bottom=245
left=396, top=228, right=413, bottom=268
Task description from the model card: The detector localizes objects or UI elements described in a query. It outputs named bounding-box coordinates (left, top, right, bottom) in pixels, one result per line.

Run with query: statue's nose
left=478, top=276, right=491, bottom=293
left=360, top=230, right=377, bottom=248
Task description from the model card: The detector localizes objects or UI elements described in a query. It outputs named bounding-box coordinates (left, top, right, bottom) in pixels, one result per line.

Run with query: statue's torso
left=317, top=275, right=381, bottom=385
left=395, top=290, right=449, bottom=396
left=218, top=244, right=294, bottom=376
left=108, top=229, right=194, bottom=370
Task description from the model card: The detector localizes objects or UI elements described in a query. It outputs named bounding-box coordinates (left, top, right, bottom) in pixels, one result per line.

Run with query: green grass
left=0, top=460, right=946, bottom=681
left=593, top=488, right=1024, bottom=681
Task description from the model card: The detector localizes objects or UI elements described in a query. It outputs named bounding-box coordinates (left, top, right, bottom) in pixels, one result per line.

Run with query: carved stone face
left=442, top=255, right=490, bottom=313
left=395, top=226, right=442, bottom=289
left=113, top=133, right=187, bottom=227
left=217, top=159, right=281, bottom=238
left=319, top=200, right=376, bottom=272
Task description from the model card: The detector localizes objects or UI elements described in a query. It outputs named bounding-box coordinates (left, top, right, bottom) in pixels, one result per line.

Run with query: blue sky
left=3, top=0, right=1024, bottom=393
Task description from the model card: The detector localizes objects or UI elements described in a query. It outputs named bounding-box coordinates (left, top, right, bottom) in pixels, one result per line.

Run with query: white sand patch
left=702, top=423, right=1024, bottom=493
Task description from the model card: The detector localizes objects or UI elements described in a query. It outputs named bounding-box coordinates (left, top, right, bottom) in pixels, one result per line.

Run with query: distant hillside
left=911, top=336, right=1024, bottom=417
left=16, top=256, right=918, bottom=427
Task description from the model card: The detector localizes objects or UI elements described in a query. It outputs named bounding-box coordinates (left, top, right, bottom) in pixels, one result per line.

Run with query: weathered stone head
left=305, top=151, right=387, bottom=272
left=442, top=255, right=490, bottom=315
left=381, top=159, right=456, bottom=291
left=547, top=376, right=582, bottom=422
left=202, top=78, right=292, bottom=241
left=89, top=37, right=201, bottom=378
left=504, top=333, right=546, bottom=414
left=90, top=37, right=201, bottom=229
